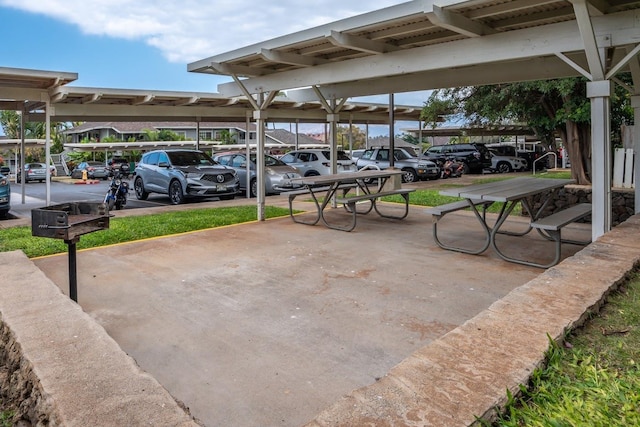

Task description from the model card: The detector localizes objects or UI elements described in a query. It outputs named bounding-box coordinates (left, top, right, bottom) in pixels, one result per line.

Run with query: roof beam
left=326, top=30, right=400, bottom=54
left=133, top=95, right=155, bottom=105
left=82, top=93, right=103, bottom=104
left=218, top=11, right=636, bottom=97
left=585, top=0, right=610, bottom=16
left=426, top=5, right=496, bottom=37
left=259, top=48, right=329, bottom=67
left=173, top=96, right=200, bottom=106
left=570, top=0, right=605, bottom=80
left=286, top=56, right=581, bottom=101
left=208, top=62, right=276, bottom=78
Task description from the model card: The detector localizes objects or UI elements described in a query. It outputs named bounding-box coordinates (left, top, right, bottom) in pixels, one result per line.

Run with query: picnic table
left=288, top=169, right=414, bottom=231
left=426, top=176, right=591, bottom=268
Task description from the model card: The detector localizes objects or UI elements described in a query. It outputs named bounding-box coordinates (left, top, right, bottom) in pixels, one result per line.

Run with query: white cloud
left=0, top=0, right=406, bottom=62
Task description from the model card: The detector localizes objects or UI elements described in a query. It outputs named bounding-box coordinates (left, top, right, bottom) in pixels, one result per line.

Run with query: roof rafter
left=208, top=62, right=276, bottom=78
left=426, top=5, right=496, bottom=37
left=259, top=48, right=329, bottom=67
left=326, top=30, right=400, bottom=54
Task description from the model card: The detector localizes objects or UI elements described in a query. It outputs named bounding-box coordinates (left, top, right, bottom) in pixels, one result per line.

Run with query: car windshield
left=394, top=150, right=411, bottom=160
left=167, top=151, right=217, bottom=166
left=322, top=150, right=352, bottom=161
left=249, top=153, right=285, bottom=167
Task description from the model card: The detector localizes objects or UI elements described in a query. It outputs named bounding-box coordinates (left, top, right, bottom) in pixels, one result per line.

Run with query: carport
left=188, top=0, right=640, bottom=241
left=0, top=66, right=422, bottom=208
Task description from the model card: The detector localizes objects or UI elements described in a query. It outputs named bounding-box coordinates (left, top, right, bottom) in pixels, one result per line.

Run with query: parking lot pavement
left=30, top=198, right=583, bottom=427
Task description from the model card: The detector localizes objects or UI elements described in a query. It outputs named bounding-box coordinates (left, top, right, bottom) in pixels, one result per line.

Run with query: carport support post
left=632, top=96, right=640, bottom=214
left=327, top=113, right=339, bottom=175
left=327, top=113, right=339, bottom=209
left=254, top=109, right=267, bottom=221
left=587, top=80, right=613, bottom=240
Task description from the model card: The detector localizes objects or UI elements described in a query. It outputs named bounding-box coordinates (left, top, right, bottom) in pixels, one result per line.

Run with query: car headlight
left=184, top=171, right=203, bottom=179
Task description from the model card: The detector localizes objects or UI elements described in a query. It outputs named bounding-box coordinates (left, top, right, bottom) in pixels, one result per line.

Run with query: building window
left=199, top=131, right=213, bottom=140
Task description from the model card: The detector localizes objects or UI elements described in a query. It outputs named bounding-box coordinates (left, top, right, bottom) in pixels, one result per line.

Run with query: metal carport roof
left=188, top=0, right=640, bottom=240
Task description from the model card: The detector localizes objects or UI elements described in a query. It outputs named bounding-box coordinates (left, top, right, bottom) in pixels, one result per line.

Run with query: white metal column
left=45, top=99, right=51, bottom=206
left=254, top=109, right=267, bottom=221
left=633, top=96, right=640, bottom=213
left=587, top=80, right=613, bottom=240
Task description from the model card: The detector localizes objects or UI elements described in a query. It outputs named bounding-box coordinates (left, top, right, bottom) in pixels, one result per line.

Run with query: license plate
left=217, top=185, right=227, bottom=191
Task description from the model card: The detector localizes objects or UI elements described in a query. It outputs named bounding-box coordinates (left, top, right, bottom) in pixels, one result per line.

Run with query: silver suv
left=280, top=149, right=357, bottom=176
left=355, top=147, right=440, bottom=182
left=134, top=149, right=239, bottom=204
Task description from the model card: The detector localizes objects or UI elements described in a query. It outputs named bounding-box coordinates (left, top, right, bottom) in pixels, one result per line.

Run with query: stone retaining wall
left=527, top=185, right=635, bottom=226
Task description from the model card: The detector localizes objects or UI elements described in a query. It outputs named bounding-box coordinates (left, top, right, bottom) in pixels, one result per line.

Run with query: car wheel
left=250, top=179, right=258, bottom=198
left=134, top=177, right=149, bottom=200
left=305, top=171, right=320, bottom=177
left=461, top=162, right=471, bottom=174
left=401, top=168, right=417, bottom=183
left=169, top=180, right=185, bottom=205
left=496, top=162, right=513, bottom=173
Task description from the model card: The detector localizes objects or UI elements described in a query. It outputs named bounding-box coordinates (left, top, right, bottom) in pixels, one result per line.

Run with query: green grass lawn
left=0, top=205, right=291, bottom=258
left=493, top=270, right=640, bottom=426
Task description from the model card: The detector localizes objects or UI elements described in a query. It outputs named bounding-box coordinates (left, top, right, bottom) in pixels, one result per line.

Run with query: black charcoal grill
left=32, top=202, right=110, bottom=302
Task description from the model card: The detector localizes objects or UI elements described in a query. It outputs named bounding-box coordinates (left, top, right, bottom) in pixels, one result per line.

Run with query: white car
left=280, top=149, right=357, bottom=176
left=490, top=151, right=528, bottom=173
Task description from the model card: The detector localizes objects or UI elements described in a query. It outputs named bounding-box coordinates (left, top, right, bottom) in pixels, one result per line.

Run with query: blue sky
left=0, top=0, right=430, bottom=135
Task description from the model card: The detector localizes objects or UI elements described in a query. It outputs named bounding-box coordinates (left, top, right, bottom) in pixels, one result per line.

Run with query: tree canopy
left=420, top=76, right=634, bottom=185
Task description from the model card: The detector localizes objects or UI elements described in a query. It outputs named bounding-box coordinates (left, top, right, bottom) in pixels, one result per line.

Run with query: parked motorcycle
left=439, top=158, right=464, bottom=179
left=104, top=164, right=130, bottom=210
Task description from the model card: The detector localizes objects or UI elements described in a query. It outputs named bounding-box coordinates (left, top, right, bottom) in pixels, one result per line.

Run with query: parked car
left=489, top=151, right=528, bottom=173
left=486, top=143, right=549, bottom=171
left=213, top=151, right=302, bottom=197
left=107, top=157, right=131, bottom=176
left=0, top=171, right=10, bottom=218
left=133, top=149, right=239, bottom=205
left=16, top=163, right=50, bottom=183
left=355, top=147, right=440, bottom=183
left=280, top=149, right=357, bottom=176
left=422, top=143, right=492, bottom=174
left=70, top=161, right=110, bottom=180
left=349, top=149, right=366, bottom=162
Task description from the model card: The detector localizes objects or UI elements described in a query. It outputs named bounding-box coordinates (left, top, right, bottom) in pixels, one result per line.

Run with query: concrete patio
left=23, top=196, right=595, bottom=426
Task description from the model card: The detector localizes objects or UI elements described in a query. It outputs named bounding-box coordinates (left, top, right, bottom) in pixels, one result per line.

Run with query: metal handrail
left=532, top=152, right=557, bottom=175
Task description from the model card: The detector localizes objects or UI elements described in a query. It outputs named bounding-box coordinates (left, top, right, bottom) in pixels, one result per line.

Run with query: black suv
left=422, top=143, right=492, bottom=174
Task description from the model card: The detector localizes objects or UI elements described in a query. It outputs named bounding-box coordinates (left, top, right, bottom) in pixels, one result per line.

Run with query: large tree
left=420, top=77, right=633, bottom=185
